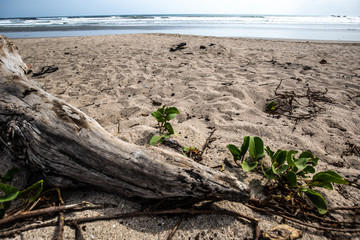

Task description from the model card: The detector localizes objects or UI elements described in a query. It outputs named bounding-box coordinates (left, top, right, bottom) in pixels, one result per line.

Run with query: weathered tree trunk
left=0, top=35, right=250, bottom=202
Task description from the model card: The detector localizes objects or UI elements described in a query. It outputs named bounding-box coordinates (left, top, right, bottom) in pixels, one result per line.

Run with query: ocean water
left=0, top=14, right=359, bottom=41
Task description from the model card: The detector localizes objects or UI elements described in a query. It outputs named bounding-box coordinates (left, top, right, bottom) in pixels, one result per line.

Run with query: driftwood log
left=0, top=35, right=249, bottom=203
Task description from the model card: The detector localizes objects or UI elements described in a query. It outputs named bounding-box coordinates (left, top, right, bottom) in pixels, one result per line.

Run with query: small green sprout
left=150, top=105, right=180, bottom=146
left=265, top=101, right=278, bottom=112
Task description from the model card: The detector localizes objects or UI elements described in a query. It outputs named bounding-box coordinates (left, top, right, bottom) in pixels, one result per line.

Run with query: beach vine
left=146, top=105, right=359, bottom=238
left=227, top=136, right=348, bottom=215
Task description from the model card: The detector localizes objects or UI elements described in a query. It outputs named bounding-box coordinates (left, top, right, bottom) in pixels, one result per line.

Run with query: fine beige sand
left=2, top=34, right=360, bottom=239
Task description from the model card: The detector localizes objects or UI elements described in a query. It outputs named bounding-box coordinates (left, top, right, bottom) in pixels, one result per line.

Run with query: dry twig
left=245, top=203, right=360, bottom=233
left=266, top=79, right=332, bottom=128
left=0, top=205, right=260, bottom=240
left=167, top=216, right=184, bottom=240
left=0, top=202, right=101, bottom=229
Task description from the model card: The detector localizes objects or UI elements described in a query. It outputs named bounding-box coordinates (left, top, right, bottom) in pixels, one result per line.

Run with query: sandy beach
left=2, top=33, right=360, bottom=239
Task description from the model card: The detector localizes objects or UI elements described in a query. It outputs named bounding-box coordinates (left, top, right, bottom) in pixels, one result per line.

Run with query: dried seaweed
left=266, top=79, right=332, bottom=125
left=341, top=141, right=360, bottom=157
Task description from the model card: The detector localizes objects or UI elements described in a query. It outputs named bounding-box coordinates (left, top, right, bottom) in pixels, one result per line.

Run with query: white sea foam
left=1, top=15, right=359, bottom=40
left=1, top=15, right=360, bottom=27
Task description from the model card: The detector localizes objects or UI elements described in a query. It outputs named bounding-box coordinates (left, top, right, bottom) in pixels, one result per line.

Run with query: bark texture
left=0, top=35, right=250, bottom=202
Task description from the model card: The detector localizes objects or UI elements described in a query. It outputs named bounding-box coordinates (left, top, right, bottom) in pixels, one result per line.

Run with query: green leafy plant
left=227, top=137, right=348, bottom=214
left=0, top=168, right=43, bottom=218
left=150, top=105, right=180, bottom=146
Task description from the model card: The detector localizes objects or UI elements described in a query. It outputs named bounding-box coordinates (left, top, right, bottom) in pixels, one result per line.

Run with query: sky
left=0, top=0, right=359, bottom=18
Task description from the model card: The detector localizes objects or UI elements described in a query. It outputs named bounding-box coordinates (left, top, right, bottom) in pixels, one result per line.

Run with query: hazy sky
left=1, top=0, right=359, bottom=18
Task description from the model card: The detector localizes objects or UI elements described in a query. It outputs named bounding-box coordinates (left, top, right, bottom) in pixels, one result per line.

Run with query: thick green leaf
left=301, top=189, right=328, bottom=214
left=165, top=113, right=178, bottom=121
left=302, top=165, right=316, bottom=174
left=0, top=183, right=19, bottom=203
left=307, top=158, right=319, bottom=167
left=226, top=144, right=242, bottom=160
left=1, top=168, right=20, bottom=183
left=286, top=171, right=298, bottom=187
left=164, top=107, right=179, bottom=121
left=241, top=160, right=250, bottom=171
left=164, top=122, right=174, bottom=135
left=249, top=162, right=259, bottom=171
left=274, top=150, right=287, bottom=166
left=18, top=180, right=43, bottom=203
left=262, top=165, right=276, bottom=180
left=299, top=151, right=314, bottom=159
left=311, top=158, right=319, bottom=167
left=286, top=150, right=297, bottom=167
left=150, top=135, right=162, bottom=146
left=165, top=107, right=180, bottom=115
left=157, top=106, right=165, bottom=114
left=271, top=149, right=283, bottom=163
left=312, top=171, right=348, bottom=185
left=152, top=110, right=162, bottom=118
left=310, top=181, right=334, bottom=190
left=151, top=111, right=165, bottom=122
left=298, top=152, right=319, bottom=166
left=240, top=136, right=250, bottom=157
left=294, top=158, right=310, bottom=171
left=248, top=136, right=264, bottom=160
left=297, top=165, right=316, bottom=178
left=309, top=157, right=319, bottom=166
left=272, top=164, right=288, bottom=175
left=265, top=146, right=275, bottom=158
left=159, top=135, right=170, bottom=144
left=241, top=159, right=258, bottom=172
